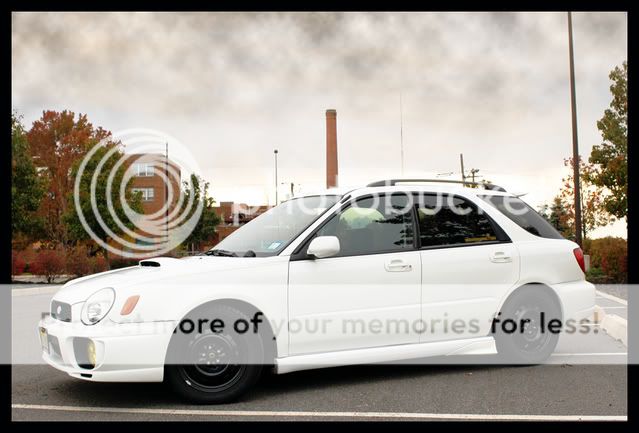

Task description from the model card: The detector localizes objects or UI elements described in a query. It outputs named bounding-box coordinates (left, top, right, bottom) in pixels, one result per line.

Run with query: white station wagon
left=39, top=179, right=595, bottom=403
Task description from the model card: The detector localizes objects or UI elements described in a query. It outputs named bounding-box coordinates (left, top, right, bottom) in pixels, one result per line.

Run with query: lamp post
left=274, top=149, right=279, bottom=205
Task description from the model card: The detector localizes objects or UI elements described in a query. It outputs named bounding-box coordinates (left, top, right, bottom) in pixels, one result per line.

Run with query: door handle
left=490, top=251, right=512, bottom=263
left=385, top=259, right=412, bottom=272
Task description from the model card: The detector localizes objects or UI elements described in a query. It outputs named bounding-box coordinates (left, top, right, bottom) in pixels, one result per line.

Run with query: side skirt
left=275, top=337, right=497, bottom=374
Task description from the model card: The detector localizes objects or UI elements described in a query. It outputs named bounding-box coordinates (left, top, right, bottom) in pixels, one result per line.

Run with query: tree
left=181, top=174, right=221, bottom=251
left=11, top=111, right=46, bottom=248
left=63, top=140, right=144, bottom=263
left=559, top=157, right=613, bottom=240
left=585, top=61, right=627, bottom=220
left=27, top=110, right=111, bottom=244
left=539, top=195, right=572, bottom=238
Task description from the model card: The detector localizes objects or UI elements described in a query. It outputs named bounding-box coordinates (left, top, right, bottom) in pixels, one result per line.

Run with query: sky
left=11, top=12, right=627, bottom=238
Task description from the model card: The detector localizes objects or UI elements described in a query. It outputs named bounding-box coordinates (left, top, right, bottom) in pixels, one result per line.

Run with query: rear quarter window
left=478, top=195, right=564, bottom=240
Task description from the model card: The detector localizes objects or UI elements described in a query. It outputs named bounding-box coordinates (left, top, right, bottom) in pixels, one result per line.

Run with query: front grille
left=51, top=300, right=72, bottom=322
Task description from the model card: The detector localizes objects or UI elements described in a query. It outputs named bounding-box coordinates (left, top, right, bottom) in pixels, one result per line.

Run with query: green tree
left=11, top=111, right=46, bottom=248
left=63, top=140, right=143, bottom=263
left=539, top=195, right=572, bottom=238
left=585, top=61, right=627, bottom=220
left=181, top=174, right=221, bottom=252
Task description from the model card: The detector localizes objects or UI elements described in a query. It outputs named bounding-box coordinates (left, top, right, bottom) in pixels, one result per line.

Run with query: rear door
left=416, top=193, right=520, bottom=342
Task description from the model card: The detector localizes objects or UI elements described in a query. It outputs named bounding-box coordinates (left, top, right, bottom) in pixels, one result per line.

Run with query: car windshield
left=208, top=195, right=341, bottom=257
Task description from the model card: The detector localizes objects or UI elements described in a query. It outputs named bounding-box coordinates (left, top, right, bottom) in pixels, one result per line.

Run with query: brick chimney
left=326, top=109, right=338, bottom=188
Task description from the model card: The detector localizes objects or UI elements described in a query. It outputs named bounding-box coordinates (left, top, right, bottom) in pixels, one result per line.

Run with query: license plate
left=39, top=327, right=49, bottom=354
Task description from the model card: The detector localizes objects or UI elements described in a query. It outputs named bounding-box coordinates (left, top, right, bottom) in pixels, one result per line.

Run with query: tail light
left=573, top=247, right=586, bottom=274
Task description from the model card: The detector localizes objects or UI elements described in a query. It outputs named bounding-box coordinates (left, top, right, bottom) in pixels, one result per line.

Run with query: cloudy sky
left=12, top=12, right=627, bottom=237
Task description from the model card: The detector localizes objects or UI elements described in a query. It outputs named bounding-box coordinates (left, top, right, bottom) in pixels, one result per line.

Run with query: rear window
left=478, top=195, right=564, bottom=240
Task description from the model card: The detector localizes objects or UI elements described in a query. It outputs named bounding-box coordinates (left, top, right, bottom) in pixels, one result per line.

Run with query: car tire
left=493, top=287, right=562, bottom=365
left=165, top=304, right=265, bottom=404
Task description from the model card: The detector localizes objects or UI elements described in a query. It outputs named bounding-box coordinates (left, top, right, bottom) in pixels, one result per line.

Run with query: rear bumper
left=553, top=280, right=596, bottom=322
left=38, top=316, right=174, bottom=382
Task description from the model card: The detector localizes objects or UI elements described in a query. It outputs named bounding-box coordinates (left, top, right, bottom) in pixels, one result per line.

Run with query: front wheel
left=165, top=304, right=264, bottom=404
left=493, top=288, right=562, bottom=364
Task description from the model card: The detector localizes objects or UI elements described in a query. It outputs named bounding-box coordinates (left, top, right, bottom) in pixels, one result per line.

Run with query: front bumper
left=38, top=315, right=175, bottom=382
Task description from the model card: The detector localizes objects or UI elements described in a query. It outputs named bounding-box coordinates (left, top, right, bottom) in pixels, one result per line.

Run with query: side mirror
left=307, top=236, right=340, bottom=259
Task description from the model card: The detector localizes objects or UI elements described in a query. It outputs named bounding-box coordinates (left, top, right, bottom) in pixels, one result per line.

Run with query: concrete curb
left=600, top=313, right=628, bottom=347
left=594, top=304, right=627, bottom=347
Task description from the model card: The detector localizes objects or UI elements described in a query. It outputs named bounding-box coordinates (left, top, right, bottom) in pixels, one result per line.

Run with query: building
left=210, top=201, right=272, bottom=245
left=110, top=153, right=182, bottom=257
left=127, top=153, right=181, bottom=216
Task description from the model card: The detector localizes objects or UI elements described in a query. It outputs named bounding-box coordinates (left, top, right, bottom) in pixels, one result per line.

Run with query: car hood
left=53, top=256, right=279, bottom=304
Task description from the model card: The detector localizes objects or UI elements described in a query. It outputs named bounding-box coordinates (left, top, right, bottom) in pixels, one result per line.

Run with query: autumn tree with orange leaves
left=27, top=110, right=112, bottom=245
left=558, top=156, right=613, bottom=241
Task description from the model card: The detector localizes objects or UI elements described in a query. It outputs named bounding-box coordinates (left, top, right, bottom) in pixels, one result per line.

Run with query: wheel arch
left=494, top=282, right=564, bottom=321
left=164, top=298, right=278, bottom=366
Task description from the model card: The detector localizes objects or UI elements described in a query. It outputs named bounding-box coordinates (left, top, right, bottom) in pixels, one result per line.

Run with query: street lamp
left=274, top=149, right=279, bottom=205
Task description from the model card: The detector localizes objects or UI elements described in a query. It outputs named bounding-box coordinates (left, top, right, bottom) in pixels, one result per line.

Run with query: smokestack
left=326, top=109, right=338, bottom=188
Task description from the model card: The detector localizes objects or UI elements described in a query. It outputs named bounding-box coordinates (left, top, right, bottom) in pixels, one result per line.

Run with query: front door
left=288, top=194, right=422, bottom=355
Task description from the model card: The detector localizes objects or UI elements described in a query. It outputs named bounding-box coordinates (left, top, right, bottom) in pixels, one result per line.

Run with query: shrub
left=109, top=257, right=139, bottom=270
left=92, top=255, right=108, bottom=273
left=65, top=245, right=92, bottom=277
left=583, top=237, right=627, bottom=283
left=31, top=248, right=66, bottom=283
left=12, top=250, right=26, bottom=275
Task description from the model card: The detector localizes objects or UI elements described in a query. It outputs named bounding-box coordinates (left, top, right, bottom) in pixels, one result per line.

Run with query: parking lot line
left=550, top=352, right=627, bottom=356
left=11, top=404, right=627, bottom=421
left=595, top=290, right=627, bottom=306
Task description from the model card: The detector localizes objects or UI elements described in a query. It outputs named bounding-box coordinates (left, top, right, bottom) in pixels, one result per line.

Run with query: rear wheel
left=165, top=304, right=264, bottom=404
left=494, top=287, right=561, bottom=364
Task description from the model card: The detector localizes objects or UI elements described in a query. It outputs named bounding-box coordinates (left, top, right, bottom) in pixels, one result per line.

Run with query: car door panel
left=287, top=194, right=422, bottom=355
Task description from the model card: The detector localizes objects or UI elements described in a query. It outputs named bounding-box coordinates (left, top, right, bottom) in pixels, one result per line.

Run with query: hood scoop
left=138, top=257, right=182, bottom=268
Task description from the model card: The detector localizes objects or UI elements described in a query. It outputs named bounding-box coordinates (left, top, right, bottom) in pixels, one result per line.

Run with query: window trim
left=135, top=162, right=154, bottom=177
left=132, top=187, right=155, bottom=202
left=290, top=193, right=419, bottom=261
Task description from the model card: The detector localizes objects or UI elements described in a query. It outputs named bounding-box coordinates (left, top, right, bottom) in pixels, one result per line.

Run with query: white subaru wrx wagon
left=38, top=179, right=595, bottom=403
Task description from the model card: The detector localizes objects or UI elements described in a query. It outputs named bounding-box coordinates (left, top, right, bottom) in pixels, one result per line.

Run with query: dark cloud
left=12, top=12, right=627, bottom=238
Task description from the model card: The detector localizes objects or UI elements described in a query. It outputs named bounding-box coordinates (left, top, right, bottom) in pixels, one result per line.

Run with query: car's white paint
left=38, top=183, right=596, bottom=382
left=306, top=235, right=341, bottom=259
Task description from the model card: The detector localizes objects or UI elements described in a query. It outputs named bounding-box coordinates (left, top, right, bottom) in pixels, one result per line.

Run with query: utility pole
left=273, top=149, right=279, bottom=205
left=459, top=153, right=466, bottom=186
left=470, top=168, right=480, bottom=184
left=165, top=141, right=169, bottom=245
left=400, top=92, right=404, bottom=176
left=568, top=11, right=583, bottom=247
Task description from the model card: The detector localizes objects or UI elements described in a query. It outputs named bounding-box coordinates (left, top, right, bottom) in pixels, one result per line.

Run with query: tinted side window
left=316, top=195, right=414, bottom=256
left=478, top=195, right=564, bottom=239
left=417, top=195, right=498, bottom=247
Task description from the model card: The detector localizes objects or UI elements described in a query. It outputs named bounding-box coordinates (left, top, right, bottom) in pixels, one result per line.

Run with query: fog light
left=87, top=340, right=96, bottom=368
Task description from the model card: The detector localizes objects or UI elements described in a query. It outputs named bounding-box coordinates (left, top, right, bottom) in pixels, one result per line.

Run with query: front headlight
left=81, top=288, right=115, bottom=325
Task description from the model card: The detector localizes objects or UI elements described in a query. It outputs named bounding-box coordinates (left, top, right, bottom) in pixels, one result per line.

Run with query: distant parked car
left=39, top=179, right=594, bottom=403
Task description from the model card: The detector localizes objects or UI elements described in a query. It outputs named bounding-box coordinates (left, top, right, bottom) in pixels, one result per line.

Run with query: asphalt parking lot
left=11, top=286, right=628, bottom=421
